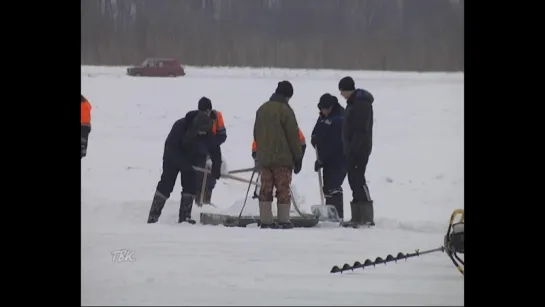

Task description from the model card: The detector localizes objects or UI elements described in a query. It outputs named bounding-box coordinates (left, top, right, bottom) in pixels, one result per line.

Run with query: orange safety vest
left=211, top=110, right=225, bottom=135
left=81, top=97, right=92, bottom=127
left=252, top=128, right=306, bottom=153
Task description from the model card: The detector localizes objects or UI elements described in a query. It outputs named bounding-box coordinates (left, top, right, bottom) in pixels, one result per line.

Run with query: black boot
left=341, top=202, right=361, bottom=228
left=179, top=193, right=196, bottom=224
left=147, top=192, right=167, bottom=223
left=328, top=192, right=344, bottom=220
left=359, top=201, right=375, bottom=227
left=276, top=221, right=294, bottom=229
left=258, top=222, right=277, bottom=229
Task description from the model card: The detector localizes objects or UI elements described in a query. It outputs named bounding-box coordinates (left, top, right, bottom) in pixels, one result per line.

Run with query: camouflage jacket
left=253, top=93, right=303, bottom=168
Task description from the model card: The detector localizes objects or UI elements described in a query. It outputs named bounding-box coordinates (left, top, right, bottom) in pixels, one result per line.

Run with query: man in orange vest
left=195, top=97, right=227, bottom=205
left=81, top=95, right=92, bottom=159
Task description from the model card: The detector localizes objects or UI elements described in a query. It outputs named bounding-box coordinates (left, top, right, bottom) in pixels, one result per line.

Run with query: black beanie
left=274, top=80, right=294, bottom=98
left=192, top=111, right=213, bottom=134
left=317, top=93, right=335, bottom=109
left=198, top=97, right=212, bottom=111
left=338, top=76, right=355, bottom=91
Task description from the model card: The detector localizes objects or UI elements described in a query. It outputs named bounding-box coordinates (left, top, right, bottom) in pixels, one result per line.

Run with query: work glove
left=211, top=161, right=221, bottom=180
left=294, top=158, right=303, bottom=175
left=251, top=152, right=260, bottom=170
left=314, top=160, right=322, bottom=172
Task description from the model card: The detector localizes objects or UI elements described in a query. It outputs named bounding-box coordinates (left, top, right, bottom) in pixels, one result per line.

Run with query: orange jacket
left=81, top=95, right=92, bottom=158
left=81, top=96, right=92, bottom=128
left=211, top=110, right=225, bottom=135
left=211, top=110, right=227, bottom=145
left=252, top=128, right=306, bottom=154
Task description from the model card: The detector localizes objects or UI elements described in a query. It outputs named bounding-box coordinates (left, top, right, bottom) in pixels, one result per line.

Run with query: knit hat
left=198, top=97, right=212, bottom=112
left=317, top=93, right=336, bottom=109
left=192, top=111, right=213, bottom=135
left=274, top=81, right=294, bottom=98
left=338, top=76, right=355, bottom=91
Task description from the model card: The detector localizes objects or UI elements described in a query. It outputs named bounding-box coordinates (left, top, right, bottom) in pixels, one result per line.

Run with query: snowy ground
left=81, top=66, right=464, bottom=306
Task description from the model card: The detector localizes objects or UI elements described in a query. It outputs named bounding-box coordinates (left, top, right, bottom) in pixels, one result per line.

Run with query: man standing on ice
left=253, top=81, right=303, bottom=229
left=338, top=76, right=375, bottom=227
left=81, top=94, right=92, bottom=159
left=311, top=93, right=346, bottom=220
left=194, top=97, right=227, bottom=206
left=147, top=110, right=222, bottom=224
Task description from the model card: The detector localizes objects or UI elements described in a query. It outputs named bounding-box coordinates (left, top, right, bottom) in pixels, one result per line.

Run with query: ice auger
left=330, top=208, right=464, bottom=276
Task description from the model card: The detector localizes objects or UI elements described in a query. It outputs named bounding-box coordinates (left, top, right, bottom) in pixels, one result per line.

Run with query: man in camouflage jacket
left=253, top=80, right=303, bottom=229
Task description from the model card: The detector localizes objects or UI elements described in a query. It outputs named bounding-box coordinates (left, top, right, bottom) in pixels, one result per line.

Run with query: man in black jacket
left=338, top=76, right=375, bottom=227
left=311, top=93, right=346, bottom=220
left=147, top=110, right=222, bottom=224
left=194, top=97, right=227, bottom=206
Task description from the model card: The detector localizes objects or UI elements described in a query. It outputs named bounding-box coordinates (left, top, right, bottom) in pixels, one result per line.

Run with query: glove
left=314, top=160, right=322, bottom=172
left=251, top=151, right=261, bottom=170
left=211, top=161, right=221, bottom=180
left=294, top=158, right=303, bottom=175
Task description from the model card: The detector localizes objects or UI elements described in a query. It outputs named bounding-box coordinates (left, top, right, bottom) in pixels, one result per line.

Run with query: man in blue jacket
left=147, top=110, right=222, bottom=224
left=311, top=93, right=346, bottom=220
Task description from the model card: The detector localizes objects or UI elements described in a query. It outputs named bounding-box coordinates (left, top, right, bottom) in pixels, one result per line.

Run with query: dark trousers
left=156, top=159, right=197, bottom=199
left=322, top=159, right=346, bottom=196
left=347, top=155, right=372, bottom=203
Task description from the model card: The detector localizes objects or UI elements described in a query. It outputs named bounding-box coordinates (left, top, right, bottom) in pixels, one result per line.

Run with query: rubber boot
left=179, top=193, right=196, bottom=224
left=359, top=201, right=375, bottom=227
left=259, top=201, right=275, bottom=228
left=147, top=192, right=167, bottom=223
left=327, top=192, right=344, bottom=221
left=277, top=203, right=294, bottom=229
left=341, top=202, right=361, bottom=228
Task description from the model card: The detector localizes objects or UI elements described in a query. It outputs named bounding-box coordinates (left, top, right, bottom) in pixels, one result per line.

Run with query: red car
left=127, top=58, right=186, bottom=77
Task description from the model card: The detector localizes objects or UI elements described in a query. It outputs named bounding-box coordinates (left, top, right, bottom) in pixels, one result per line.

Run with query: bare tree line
left=81, top=0, right=464, bottom=72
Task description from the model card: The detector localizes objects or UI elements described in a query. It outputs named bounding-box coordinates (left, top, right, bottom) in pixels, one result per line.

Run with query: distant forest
left=81, top=0, right=464, bottom=72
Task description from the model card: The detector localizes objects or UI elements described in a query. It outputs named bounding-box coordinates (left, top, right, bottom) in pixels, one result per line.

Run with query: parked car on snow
left=127, top=58, right=186, bottom=77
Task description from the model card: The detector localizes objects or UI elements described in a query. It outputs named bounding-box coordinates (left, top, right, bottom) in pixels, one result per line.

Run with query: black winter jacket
left=311, top=101, right=345, bottom=165
left=163, top=110, right=222, bottom=171
left=342, top=89, right=374, bottom=164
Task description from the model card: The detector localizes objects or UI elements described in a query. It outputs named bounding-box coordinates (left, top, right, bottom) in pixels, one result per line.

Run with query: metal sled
left=200, top=212, right=319, bottom=228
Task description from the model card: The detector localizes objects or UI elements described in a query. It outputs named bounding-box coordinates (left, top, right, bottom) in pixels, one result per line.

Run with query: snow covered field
left=81, top=66, right=464, bottom=306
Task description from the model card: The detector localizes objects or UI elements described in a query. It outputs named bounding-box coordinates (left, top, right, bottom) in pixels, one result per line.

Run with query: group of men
left=81, top=93, right=226, bottom=224
left=253, top=77, right=375, bottom=229
left=82, top=75, right=375, bottom=229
